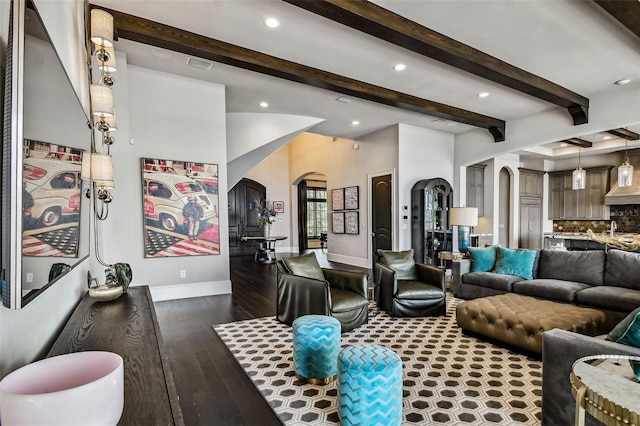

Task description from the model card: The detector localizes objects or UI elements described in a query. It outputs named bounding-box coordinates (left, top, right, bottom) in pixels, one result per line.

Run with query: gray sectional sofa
left=452, top=248, right=640, bottom=330
left=453, top=248, right=640, bottom=426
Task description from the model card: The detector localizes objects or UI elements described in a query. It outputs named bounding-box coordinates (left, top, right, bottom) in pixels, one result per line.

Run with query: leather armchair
left=374, top=251, right=446, bottom=317
left=276, top=258, right=369, bottom=332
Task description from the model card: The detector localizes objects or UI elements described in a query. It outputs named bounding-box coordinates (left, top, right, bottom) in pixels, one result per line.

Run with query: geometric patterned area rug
left=213, top=297, right=542, bottom=425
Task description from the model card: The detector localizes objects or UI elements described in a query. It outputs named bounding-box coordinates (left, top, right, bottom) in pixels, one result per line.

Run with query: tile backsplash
left=552, top=205, right=640, bottom=234
left=609, top=205, right=640, bottom=233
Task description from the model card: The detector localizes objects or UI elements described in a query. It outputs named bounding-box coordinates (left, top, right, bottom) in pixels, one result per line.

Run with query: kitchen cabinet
left=520, top=197, right=542, bottom=249
left=548, top=167, right=611, bottom=220
left=519, top=169, right=544, bottom=249
left=466, top=164, right=485, bottom=217
left=519, top=168, right=544, bottom=197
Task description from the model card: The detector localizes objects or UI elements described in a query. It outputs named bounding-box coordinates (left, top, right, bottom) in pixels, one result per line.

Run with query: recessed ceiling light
left=615, top=79, right=631, bottom=86
left=151, top=48, right=172, bottom=60
left=602, top=135, right=612, bottom=140
left=393, top=63, right=406, bottom=71
left=560, top=143, right=568, bottom=147
left=478, top=92, right=490, bottom=98
left=351, top=120, right=360, bottom=126
left=264, top=17, right=280, bottom=28
left=259, top=102, right=269, bottom=108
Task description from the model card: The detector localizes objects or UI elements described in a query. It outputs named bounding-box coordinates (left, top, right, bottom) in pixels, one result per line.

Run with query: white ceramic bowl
left=0, top=351, right=124, bottom=426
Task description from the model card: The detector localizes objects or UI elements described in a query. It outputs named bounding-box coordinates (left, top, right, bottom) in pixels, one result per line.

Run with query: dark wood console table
left=241, top=235, right=287, bottom=263
left=48, top=286, right=184, bottom=426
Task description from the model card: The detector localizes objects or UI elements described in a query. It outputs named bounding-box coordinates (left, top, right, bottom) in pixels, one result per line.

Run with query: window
left=306, top=187, right=327, bottom=238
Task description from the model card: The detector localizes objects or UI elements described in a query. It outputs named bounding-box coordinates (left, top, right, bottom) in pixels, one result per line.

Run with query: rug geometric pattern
left=213, top=297, right=542, bottom=425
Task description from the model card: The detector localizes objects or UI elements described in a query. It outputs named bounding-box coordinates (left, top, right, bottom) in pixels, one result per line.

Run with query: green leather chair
left=374, top=249, right=446, bottom=317
left=276, top=253, right=369, bottom=332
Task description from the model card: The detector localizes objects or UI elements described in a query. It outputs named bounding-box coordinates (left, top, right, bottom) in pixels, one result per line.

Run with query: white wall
left=244, top=145, right=293, bottom=252
left=100, top=63, right=231, bottom=301
left=287, top=130, right=398, bottom=267
left=398, top=124, right=455, bottom=250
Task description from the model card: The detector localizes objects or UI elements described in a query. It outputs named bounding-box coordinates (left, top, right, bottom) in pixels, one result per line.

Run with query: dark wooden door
left=228, top=178, right=266, bottom=255
left=372, top=174, right=392, bottom=261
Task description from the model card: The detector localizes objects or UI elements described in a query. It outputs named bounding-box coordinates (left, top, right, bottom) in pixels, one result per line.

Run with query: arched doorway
left=498, top=168, right=511, bottom=247
left=297, top=174, right=327, bottom=252
left=228, top=178, right=265, bottom=255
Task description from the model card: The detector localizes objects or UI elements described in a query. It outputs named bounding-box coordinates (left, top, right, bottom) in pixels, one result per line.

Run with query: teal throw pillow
left=282, top=253, right=325, bottom=281
left=468, top=246, right=498, bottom=272
left=606, top=307, right=640, bottom=379
left=378, top=249, right=417, bottom=280
left=492, top=247, right=536, bottom=280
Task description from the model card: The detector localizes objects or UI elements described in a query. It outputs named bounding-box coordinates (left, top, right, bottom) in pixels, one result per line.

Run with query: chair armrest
left=276, top=272, right=331, bottom=325
left=541, top=329, right=640, bottom=426
left=416, top=263, right=445, bottom=292
left=374, top=262, right=397, bottom=312
left=452, top=259, right=470, bottom=298
left=322, top=268, right=368, bottom=298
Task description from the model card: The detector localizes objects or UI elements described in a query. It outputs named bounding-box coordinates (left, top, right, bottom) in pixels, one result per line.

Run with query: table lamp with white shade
left=450, top=207, right=478, bottom=252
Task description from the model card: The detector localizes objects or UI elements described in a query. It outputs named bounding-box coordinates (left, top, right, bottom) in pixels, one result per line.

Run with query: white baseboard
left=276, top=246, right=299, bottom=254
left=326, top=253, right=369, bottom=269
left=148, top=280, right=232, bottom=302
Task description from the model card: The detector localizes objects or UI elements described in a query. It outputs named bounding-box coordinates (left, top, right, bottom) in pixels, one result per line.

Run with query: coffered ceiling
left=90, top=0, right=640, bottom=157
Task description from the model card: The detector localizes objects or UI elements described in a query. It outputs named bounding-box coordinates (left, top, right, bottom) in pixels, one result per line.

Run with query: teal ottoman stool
left=292, top=315, right=341, bottom=384
left=337, top=344, right=403, bottom=426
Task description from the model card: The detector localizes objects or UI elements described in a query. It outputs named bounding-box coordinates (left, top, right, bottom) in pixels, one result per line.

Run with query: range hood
left=605, top=152, right=640, bottom=205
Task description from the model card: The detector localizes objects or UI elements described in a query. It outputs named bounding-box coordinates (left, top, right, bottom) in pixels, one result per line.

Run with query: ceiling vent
left=336, top=96, right=355, bottom=104
left=186, top=57, right=213, bottom=71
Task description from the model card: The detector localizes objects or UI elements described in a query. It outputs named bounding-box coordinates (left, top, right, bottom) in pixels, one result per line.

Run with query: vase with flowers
left=256, top=197, right=276, bottom=237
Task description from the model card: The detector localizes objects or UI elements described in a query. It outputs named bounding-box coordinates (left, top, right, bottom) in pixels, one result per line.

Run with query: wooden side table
left=570, top=354, right=640, bottom=426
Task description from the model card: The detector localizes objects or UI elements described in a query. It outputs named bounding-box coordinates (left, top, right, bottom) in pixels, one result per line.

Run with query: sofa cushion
left=493, top=247, right=537, bottom=280
left=512, top=279, right=589, bottom=303
left=575, top=286, right=640, bottom=313
left=537, top=249, right=605, bottom=286
left=606, top=307, right=640, bottom=379
left=282, top=253, right=325, bottom=281
left=468, top=245, right=498, bottom=272
left=462, top=272, right=521, bottom=292
left=378, top=249, right=417, bottom=280
left=396, top=280, right=444, bottom=300
left=605, top=250, right=640, bottom=290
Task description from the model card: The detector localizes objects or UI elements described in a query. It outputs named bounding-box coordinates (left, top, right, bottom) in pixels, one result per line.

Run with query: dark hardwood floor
left=153, top=251, right=368, bottom=426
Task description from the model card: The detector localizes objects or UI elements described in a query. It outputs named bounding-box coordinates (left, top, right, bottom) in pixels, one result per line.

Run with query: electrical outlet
left=180, top=270, right=186, bottom=278
left=26, top=273, right=33, bottom=283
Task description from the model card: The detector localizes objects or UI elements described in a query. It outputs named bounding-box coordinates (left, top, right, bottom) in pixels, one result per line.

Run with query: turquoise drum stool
left=337, top=344, right=403, bottom=426
left=292, top=315, right=341, bottom=385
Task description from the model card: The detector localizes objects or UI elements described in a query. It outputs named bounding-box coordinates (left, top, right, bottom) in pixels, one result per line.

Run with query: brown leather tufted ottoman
left=455, top=294, right=606, bottom=354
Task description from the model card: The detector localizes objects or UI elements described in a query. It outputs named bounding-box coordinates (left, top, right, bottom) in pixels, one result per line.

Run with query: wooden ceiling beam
left=564, top=138, right=593, bottom=148
left=283, top=0, right=590, bottom=126
left=606, top=128, right=640, bottom=141
left=593, top=0, right=640, bottom=40
left=95, top=5, right=506, bottom=141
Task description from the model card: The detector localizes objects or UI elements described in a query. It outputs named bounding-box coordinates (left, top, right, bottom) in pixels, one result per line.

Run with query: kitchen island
left=543, top=231, right=640, bottom=251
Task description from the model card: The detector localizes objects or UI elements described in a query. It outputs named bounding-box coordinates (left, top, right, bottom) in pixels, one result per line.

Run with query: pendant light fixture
left=618, top=138, right=633, bottom=188
left=572, top=147, right=586, bottom=190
